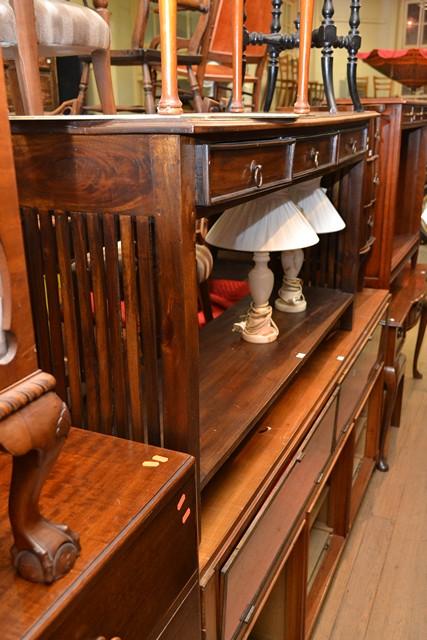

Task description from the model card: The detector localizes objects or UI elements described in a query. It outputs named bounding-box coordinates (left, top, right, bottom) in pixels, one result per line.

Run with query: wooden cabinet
left=0, top=429, right=200, bottom=640
left=10, top=111, right=385, bottom=637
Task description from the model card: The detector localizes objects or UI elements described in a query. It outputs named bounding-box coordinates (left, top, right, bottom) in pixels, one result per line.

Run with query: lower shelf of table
left=199, top=287, right=353, bottom=487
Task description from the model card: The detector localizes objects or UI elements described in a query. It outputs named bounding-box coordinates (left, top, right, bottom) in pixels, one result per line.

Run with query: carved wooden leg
left=413, top=298, right=427, bottom=379
left=142, top=63, right=156, bottom=114
left=294, top=0, right=315, bottom=114
left=187, top=66, right=203, bottom=113
left=347, top=0, right=363, bottom=112
left=377, top=365, right=397, bottom=472
left=91, top=49, right=116, bottom=114
left=0, top=374, right=80, bottom=583
left=231, top=0, right=245, bottom=112
left=264, top=0, right=283, bottom=112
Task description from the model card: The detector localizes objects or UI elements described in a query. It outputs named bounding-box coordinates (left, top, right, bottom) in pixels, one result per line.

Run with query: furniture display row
left=6, top=108, right=395, bottom=637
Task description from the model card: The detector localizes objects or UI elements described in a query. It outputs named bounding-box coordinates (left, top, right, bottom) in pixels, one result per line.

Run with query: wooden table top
left=10, top=111, right=377, bottom=136
left=0, top=429, right=193, bottom=640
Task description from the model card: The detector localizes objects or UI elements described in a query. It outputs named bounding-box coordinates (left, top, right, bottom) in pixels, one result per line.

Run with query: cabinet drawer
left=195, top=140, right=294, bottom=205
left=219, top=391, right=338, bottom=640
left=338, top=127, right=367, bottom=163
left=336, top=321, right=384, bottom=438
left=292, top=134, right=336, bottom=177
left=44, top=476, right=198, bottom=640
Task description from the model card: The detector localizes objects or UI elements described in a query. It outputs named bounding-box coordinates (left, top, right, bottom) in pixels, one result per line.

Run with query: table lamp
left=206, top=191, right=319, bottom=343
left=275, top=178, right=346, bottom=314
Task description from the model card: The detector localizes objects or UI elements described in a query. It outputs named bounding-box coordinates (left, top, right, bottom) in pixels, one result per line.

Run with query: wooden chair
left=199, top=0, right=269, bottom=111
left=0, top=0, right=115, bottom=114
left=356, top=76, right=369, bottom=98
left=373, top=76, right=393, bottom=98
left=96, top=0, right=215, bottom=114
left=275, top=54, right=298, bottom=107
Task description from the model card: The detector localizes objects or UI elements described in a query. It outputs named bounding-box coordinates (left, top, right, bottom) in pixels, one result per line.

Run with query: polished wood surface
left=0, top=428, right=199, bottom=640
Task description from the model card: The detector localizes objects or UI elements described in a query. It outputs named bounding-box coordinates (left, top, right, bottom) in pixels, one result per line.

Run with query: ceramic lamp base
left=233, top=303, right=279, bottom=343
left=275, top=277, right=307, bottom=313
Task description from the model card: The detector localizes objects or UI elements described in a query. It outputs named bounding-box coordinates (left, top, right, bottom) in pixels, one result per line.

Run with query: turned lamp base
left=233, top=302, right=279, bottom=344
left=275, top=277, right=307, bottom=313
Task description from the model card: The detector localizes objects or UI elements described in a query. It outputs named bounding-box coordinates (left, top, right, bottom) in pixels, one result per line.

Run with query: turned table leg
left=1, top=373, right=80, bottom=583
left=294, top=0, right=315, bottom=114
left=413, top=298, right=427, bottom=379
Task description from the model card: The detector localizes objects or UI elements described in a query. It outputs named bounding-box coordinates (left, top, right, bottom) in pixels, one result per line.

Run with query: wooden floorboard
left=312, top=246, right=427, bottom=640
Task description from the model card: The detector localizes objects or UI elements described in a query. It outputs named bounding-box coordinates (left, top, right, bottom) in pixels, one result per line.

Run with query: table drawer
left=195, top=139, right=294, bottom=205
left=43, top=476, right=199, bottom=640
left=336, top=321, right=384, bottom=439
left=292, top=134, right=336, bottom=178
left=219, top=391, right=338, bottom=640
left=338, top=127, right=367, bottom=163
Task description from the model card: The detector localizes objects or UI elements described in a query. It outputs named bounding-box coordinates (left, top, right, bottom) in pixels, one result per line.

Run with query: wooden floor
left=312, top=248, right=427, bottom=640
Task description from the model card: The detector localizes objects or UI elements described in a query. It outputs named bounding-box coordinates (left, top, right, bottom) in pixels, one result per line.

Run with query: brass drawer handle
left=373, top=174, right=380, bottom=185
left=250, top=160, right=263, bottom=188
left=310, top=147, right=320, bottom=168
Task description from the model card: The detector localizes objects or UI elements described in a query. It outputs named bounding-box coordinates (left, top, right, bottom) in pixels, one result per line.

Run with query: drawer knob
left=310, top=147, right=320, bottom=168
left=373, top=174, right=380, bottom=185
left=250, top=160, right=263, bottom=188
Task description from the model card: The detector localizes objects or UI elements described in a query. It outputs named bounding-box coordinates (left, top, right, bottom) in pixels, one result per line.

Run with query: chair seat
left=200, top=63, right=258, bottom=83
left=0, top=0, right=16, bottom=47
left=0, top=0, right=109, bottom=51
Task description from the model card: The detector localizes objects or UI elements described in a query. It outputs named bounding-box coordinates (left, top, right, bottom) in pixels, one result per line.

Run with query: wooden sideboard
left=0, top=429, right=200, bottom=640
left=9, top=110, right=390, bottom=636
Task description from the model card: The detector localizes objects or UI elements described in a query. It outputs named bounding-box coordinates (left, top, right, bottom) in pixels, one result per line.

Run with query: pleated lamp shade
left=206, top=191, right=319, bottom=251
left=288, top=178, right=345, bottom=234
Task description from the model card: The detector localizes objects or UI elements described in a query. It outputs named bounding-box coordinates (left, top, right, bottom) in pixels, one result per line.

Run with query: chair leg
left=9, top=0, right=44, bottom=114
left=142, top=63, right=156, bottom=114
left=5, top=62, right=25, bottom=114
left=187, top=66, right=203, bottom=113
left=91, top=49, right=116, bottom=114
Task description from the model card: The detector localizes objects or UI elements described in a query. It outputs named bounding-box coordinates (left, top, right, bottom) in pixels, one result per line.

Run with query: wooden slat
left=86, top=213, right=113, bottom=434
left=136, top=216, right=161, bottom=446
left=20, top=207, right=52, bottom=373
left=55, top=212, right=83, bottom=425
left=120, top=215, right=145, bottom=442
left=38, top=209, right=67, bottom=399
left=103, top=214, right=129, bottom=438
left=70, top=213, right=100, bottom=431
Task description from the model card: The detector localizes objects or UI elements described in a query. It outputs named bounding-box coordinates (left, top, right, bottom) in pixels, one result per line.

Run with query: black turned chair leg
left=347, top=0, right=363, bottom=112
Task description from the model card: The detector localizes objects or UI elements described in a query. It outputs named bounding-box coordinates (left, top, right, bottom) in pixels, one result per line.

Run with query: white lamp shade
left=206, top=191, right=319, bottom=252
left=288, top=178, right=346, bottom=234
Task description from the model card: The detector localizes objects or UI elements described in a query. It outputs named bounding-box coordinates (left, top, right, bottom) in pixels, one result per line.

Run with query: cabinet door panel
left=219, top=392, right=338, bottom=640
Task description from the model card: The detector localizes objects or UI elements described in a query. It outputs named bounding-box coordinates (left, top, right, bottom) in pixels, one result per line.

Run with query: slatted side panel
left=20, top=207, right=161, bottom=445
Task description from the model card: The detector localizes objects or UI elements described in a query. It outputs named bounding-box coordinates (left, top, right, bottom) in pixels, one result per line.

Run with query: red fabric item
left=198, top=279, right=250, bottom=327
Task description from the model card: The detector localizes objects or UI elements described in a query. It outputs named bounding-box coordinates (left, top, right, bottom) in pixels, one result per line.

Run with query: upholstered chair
left=0, top=0, right=115, bottom=114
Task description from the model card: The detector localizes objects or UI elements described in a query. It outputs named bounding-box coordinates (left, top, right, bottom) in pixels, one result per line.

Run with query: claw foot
left=11, top=520, right=80, bottom=583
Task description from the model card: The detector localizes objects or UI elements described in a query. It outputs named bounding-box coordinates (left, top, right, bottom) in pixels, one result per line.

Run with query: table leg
left=294, top=0, right=315, bottom=114
left=413, top=298, right=427, bottom=379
